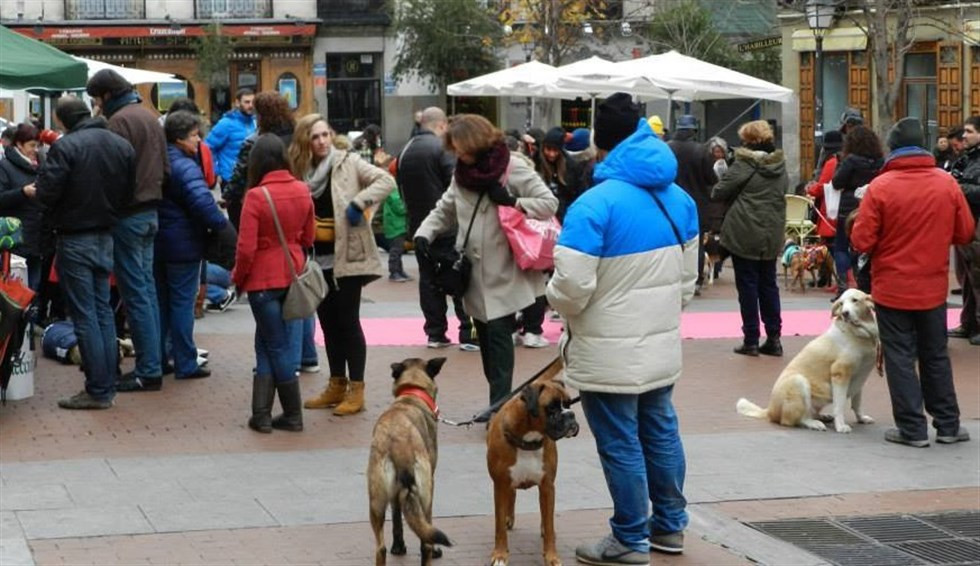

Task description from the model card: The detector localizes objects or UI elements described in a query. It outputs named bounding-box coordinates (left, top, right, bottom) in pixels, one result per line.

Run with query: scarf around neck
left=103, top=91, right=141, bottom=118
left=305, top=150, right=335, bottom=199
left=454, top=141, right=510, bottom=192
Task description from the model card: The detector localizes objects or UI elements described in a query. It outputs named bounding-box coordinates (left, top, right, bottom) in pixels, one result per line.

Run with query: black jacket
left=396, top=130, right=455, bottom=236
left=35, top=118, right=136, bottom=235
left=0, top=145, right=44, bottom=256
left=668, top=133, right=718, bottom=229
left=832, top=153, right=882, bottom=223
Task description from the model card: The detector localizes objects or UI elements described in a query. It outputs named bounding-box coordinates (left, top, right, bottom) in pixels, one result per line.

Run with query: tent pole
left=590, top=95, right=596, bottom=130
left=665, top=90, right=676, bottom=133
left=527, top=96, right=534, bottom=131
left=709, top=99, right=762, bottom=141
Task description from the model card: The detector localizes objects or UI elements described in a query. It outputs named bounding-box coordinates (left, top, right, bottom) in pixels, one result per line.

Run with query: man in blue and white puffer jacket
left=547, top=96, right=699, bottom=563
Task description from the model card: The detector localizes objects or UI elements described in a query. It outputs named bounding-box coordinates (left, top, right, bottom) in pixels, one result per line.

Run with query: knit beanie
left=594, top=93, right=639, bottom=151
left=821, top=130, right=843, bottom=153
left=565, top=128, right=591, bottom=152
left=647, top=115, right=664, bottom=137
left=542, top=126, right=567, bottom=149
left=887, top=117, right=924, bottom=150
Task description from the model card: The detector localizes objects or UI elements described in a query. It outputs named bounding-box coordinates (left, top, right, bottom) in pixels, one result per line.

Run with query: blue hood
left=594, top=118, right=678, bottom=192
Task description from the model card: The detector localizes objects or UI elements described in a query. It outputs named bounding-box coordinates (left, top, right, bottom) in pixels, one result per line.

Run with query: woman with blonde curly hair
left=289, top=114, right=395, bottom=415
left=711, top=120, right=788, bottom=357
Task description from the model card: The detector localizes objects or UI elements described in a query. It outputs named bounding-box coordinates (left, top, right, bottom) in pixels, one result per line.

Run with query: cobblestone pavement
left=2, top=257, right=977, bottom=565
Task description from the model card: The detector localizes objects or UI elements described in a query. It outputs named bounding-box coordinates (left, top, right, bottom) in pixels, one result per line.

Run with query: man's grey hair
left=420, top=107, right=447, bottom=129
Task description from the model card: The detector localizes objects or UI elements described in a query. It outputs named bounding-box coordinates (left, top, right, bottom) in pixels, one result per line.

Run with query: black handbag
left=432, top=192, right=484, bottom=298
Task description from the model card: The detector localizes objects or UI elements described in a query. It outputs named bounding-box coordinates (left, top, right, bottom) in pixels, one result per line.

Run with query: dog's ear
left=863, top=296, right=877, bottom=320
left=390, top=362, right=406, bottom=379
left=521, top=384, right=540, bottom=418
left=426, top=357, right=447, bottom=378
left=831, top=296, right=843, bottom=319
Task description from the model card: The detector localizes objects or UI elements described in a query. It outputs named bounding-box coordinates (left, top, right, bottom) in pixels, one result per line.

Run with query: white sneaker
left=197, top=348, right=209, bottom=358
left=522, top=333, right=550, bottom=348
left=299, top=364, right=320, bottom=374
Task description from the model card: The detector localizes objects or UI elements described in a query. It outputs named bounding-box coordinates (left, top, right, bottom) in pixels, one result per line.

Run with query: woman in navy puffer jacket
left=157, top=111, right=229, bottom=380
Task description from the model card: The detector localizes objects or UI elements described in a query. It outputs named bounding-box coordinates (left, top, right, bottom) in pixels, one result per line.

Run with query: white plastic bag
left=823, top=181, right=842, bottom=219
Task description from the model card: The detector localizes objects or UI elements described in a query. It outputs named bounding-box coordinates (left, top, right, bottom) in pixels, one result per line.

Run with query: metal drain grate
left=892, top=539, right=980, bottom=565
left=748, top=510, right=980, bottom=566
left=802, top=543, right=925, bottom=566
left=748, top=519, right=866, bottom=546
left=918, top=513, right=980, bottom=539
left=841, top=515, right=950, bottom=543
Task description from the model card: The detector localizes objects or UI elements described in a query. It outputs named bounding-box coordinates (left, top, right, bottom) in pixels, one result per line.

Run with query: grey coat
left=416, top=152, right=558, bottom=322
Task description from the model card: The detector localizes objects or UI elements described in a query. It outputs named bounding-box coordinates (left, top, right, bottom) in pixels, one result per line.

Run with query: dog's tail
left=736, top=398, right=768, bottom=419
left=396, top=469, right=452, bottom=547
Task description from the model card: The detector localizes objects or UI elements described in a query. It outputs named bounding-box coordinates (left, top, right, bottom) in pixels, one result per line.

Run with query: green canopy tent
left=0, top=25, right=87, bottom=91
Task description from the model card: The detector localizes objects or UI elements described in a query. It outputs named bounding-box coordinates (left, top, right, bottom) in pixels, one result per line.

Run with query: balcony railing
left=317, top=0, right=390, bottom=26
left=65, top=0, right=144, bottom=20
left=196, top=0, right=272, bottom=19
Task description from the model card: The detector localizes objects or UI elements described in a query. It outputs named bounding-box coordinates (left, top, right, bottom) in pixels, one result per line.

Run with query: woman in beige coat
left=289, top=114, right=395, bottom=415
left=414, top=114, right=558, bottom=408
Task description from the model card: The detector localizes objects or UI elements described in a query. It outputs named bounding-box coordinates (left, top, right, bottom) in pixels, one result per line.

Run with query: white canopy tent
left=72, top=56, right=183, bottom=85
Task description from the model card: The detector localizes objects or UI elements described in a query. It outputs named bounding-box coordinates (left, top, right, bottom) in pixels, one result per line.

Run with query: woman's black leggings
left=316, top=272, right=371, bottom=382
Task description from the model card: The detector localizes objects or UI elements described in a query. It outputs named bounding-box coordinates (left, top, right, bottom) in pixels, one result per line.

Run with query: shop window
left=903, top=52, right=938, bottom=145
left=326, top=53, right=382, bottom=135
left=150, top=76, right=196, bottom=113
left=196, top=0, right=271, bottom=19
left=65, top=0, right=144, bottom=19
left=822, top=53, right=848, bottom=132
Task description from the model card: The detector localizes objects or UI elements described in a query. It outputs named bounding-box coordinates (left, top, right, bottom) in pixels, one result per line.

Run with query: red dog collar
left=396, top=385, right=439, bottom=417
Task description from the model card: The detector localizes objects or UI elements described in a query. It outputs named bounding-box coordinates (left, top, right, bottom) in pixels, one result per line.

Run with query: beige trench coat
left=416, top=152, right=558, bottom=322
left=323, top=150, right=396, bottom=279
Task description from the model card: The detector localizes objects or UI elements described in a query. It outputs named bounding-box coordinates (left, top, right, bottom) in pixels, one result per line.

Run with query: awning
left=0, top=25, right=88, bottom=91
left=791, top=27, right=868, bottom=52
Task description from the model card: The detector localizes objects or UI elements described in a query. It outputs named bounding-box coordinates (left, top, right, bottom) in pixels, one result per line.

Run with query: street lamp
left=806, top=0, right=836, bottom=168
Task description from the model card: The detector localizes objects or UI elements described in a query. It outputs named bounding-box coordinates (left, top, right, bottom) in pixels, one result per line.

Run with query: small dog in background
left=782, top=239, right=806, bottom=292
left=804, top=243, right=834, bottom=289
left=702, top=231, right=728, bottom=286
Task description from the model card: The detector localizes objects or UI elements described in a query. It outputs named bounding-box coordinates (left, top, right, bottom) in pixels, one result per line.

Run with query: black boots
left=272, top=380, right=304, bottom=432
left=759, top=337, right=783, bottom=357
left=248, top=375, right=275, bottom=433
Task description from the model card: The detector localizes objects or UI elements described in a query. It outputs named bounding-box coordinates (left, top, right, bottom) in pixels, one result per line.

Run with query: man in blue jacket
left=547, top=93, right=699, bottom=564
left=207, top=88, right=256, bottom=186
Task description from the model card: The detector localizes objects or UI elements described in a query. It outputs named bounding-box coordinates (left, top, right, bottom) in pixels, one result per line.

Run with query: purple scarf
left=453, top=141, right=510, bottom=192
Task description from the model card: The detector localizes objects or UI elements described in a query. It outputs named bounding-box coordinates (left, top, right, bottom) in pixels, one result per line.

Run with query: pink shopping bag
left=497, top=206, right=561, bottom=271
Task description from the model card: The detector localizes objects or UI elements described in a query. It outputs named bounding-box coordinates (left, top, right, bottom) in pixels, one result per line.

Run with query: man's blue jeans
left=302, top=316, right=318, bottom=367
left=205, top=263, right=232, bottom=305
left=580, top=386, right=688, bottom=552
left=112, top=211, right=162, bottom=378
left=155, top=261, right=201, bottom=378
left=56, top=233, right=117, bottom=401
left=248, top=288, right=302, bottom=383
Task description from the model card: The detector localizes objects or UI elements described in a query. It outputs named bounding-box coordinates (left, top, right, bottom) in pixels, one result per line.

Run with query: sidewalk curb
left=689, top=505, right=830, bottom=566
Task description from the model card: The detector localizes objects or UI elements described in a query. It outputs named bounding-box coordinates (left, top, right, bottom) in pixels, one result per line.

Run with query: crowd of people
left=1, top=68, right=978, bottom=562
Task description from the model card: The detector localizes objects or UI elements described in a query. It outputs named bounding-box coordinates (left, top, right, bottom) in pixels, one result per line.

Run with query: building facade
left=779, top=1, right=980, bottom=182
left=0, top=0, right=318, bottom=125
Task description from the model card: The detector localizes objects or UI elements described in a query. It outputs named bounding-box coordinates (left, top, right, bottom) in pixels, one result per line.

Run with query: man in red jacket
left=852, top=117, right=976, bottom=448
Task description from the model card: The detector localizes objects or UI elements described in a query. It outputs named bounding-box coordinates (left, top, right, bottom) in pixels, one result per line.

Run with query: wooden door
left=937, top=42, right=962, bottom=133
left=799, top=51, right=815, bottom=180
left=970, top=45, right=980, bottom=117
left=848, top=50, right=872, bottom=128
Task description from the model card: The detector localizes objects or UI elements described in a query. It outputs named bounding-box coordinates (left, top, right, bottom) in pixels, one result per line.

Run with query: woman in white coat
left=414, top=114, right=558, bottom=408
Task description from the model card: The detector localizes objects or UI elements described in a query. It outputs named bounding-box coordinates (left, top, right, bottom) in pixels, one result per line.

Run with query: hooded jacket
left=547, top=119, right=699, bottom=394
left=205, top=108, right=256, bottom=181
left=852, top=148, right=975, bottom=310
left=0, top=145, right=43, bottom=256
left=711, top=147, right=789, bottom=260
left=35, top=118, right=135, bottom=235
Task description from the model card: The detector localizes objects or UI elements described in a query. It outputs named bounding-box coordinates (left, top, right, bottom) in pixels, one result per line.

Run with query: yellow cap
left=647, top=115, right=664, bottom=137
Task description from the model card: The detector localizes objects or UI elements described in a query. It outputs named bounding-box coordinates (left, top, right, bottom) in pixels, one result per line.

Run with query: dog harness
left=396, top=385, right=439, bottom=417
left=504, top=429, right=544, bottom=451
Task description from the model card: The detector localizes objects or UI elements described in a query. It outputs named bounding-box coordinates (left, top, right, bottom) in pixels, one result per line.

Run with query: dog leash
left=439, top=356, right=563, bottom=428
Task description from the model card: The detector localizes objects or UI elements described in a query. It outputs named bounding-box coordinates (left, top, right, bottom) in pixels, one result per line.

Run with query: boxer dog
left=487, top=359, right=580, bottom=566
left=368, top=357, right=451, bottom=566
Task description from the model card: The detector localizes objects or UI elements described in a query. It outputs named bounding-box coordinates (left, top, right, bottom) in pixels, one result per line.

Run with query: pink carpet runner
left=320, top=309, right=962, bottom=347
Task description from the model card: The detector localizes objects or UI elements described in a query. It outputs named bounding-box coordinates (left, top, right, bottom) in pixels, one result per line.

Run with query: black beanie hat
left=542, top=126, right=566, bottom=148
left=594, top=92, right=639, bottom=151
left=887, top=117, right=924, bottom=150
left=822, top=130, right=843, bottom=153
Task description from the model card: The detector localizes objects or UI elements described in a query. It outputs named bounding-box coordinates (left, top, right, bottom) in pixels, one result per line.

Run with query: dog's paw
left=432, top=546, right=443, bottom=559
left=856, top=414, right=874, bottom=424
left=801, top=419, right=827, bottom=431
left=544, top=552, right=562, bottom=566
left=490, top=551, right=509, bottom=566
left=389, top=540, right=406, bottom=556
left=835, top=423, right=853, bottom=434
left=816, top=413, right=835, bottom=423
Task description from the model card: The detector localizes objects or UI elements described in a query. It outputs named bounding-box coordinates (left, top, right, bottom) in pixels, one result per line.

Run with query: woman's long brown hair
left=289, top=113, right=330, bottom=179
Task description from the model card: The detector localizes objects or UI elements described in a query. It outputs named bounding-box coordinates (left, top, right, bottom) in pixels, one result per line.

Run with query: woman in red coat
left=232, top=134, right=315, bottom=433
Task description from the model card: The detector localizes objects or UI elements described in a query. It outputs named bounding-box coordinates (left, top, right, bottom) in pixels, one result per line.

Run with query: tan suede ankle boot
left=303, top=376, right=348, bottom=409
left=333, top=381, right=365, bottom=415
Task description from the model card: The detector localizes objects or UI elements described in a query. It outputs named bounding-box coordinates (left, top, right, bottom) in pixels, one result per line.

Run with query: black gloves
left=486, top=181, right=517, bottom=207
left=413, top=236, right=430, bottom=259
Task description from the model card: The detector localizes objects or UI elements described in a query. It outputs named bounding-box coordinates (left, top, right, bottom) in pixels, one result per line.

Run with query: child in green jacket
left=383, top=187, right=411, bottom=282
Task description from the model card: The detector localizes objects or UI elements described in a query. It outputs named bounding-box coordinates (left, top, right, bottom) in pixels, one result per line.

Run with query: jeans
left=473, top=314, right=516, bottom=405
left=57, top=233, right=117, bottom=401
left=388, top=233, right=406, bottom=275
left=112, top=210, right=162, bottom=378
left=417, top=235, right=473, bottom=342
left=580, top=386, right=688, bottom=551
left=205, top=263, right=232, bottom=305
left=301, top=316, right=319, bottom=367
left=731, top=255, right=782, bottom=345
left=248, top=288, right=302, bottom=383
left=834, top=232, right=851, bottom=290
left=155, top=261, right=201, bottom=378
left=877, top=303, right=961, bottom=440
